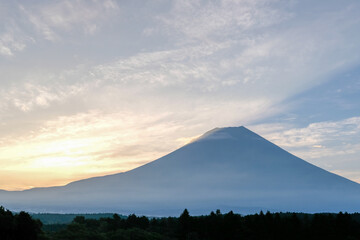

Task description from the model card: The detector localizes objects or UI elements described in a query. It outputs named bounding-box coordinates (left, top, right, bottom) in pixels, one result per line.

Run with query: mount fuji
left=1, top=126, right=360, bottom=216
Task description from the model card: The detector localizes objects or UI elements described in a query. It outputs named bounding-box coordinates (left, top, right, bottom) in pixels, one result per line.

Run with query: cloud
left=93, top=42, right=232, bottom=89
left=158, top=0, right=291, bottom=42
left=0, top=82, right=86, bottom=112
left=250, top=117, right=360, bottom=181
left=0, top=21, right=29, bottom=56
left=0, top=44, right=13, bottom=56
left=0, top=0, right=119, bottom=56
left=256, top=117, right=360, bottom=149
left=18, top=0, right=119, bottom=41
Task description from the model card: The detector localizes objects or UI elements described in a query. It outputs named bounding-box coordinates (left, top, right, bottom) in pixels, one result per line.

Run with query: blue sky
left=0, top=0, right=359, bottom=190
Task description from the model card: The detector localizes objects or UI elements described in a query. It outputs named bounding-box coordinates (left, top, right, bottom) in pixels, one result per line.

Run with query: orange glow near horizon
left=0, top=111, right=198, bottom=191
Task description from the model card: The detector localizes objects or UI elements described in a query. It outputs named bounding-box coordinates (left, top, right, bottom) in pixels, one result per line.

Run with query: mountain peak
left=196, top=126, right=263, bottom=143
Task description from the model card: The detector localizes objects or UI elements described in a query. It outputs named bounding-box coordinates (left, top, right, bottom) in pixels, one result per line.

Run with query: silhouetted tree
left=14, top=211, right=42, bottom=240
left=179, top=209, right=190, bottom=239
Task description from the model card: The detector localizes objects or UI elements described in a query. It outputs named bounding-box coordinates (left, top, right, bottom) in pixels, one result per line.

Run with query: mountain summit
left=1, top=126, right=360, bottom=215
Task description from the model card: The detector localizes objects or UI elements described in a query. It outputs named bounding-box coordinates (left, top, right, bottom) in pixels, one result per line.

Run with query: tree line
left=0, top=206, right=45, bottom=240
left=2, top=205, right=360, bottom=239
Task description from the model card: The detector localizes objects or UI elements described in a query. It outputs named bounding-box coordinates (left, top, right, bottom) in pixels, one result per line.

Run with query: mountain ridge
left=1, top=126, right=360, bottom=215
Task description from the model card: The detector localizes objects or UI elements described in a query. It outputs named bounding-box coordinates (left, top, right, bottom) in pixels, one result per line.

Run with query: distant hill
left=30, top=213, right=124, bottom=225
left=1, top=126, right=360, bottom=216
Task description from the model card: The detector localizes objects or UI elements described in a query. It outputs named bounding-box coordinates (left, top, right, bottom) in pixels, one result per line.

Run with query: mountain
left=1, top=126, right=360, bottom=216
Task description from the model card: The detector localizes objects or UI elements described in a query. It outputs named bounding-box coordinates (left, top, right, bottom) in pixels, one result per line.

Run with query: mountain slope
left=1, top=126, right=360, bottom=215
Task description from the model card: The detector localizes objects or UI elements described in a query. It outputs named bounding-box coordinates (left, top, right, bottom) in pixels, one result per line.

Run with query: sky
left=0, top=0, right=360, bottom=190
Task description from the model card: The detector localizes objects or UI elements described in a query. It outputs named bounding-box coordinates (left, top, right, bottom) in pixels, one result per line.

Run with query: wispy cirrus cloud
left=0, top=82, right=87, bottom=112
left=0, top=33, right=26, bottom=56
left=19, top=0, right=119, bottom=41
left=0, top=0, right=119, bottom=57
left=157, top=0, right=291, bottom=42
left=0, top=11, right=31, bottom=56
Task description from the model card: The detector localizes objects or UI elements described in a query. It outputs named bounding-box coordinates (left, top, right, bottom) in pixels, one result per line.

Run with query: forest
left=2, top=206, right=360, bottom=240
